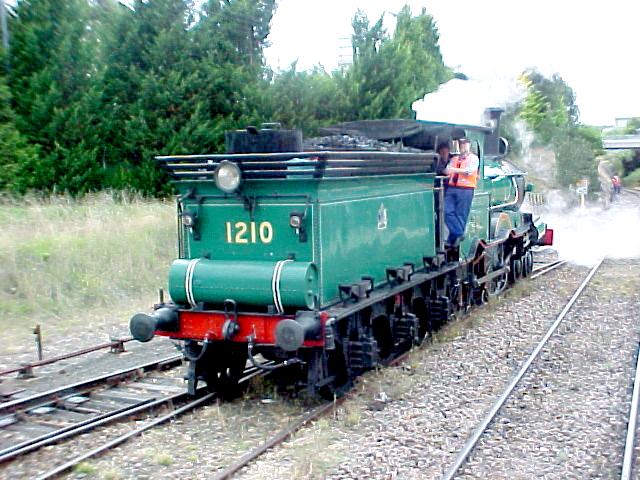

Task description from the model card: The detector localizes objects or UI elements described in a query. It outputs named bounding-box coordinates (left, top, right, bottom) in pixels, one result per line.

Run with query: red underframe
left=156, top=310, right=325, bottom=347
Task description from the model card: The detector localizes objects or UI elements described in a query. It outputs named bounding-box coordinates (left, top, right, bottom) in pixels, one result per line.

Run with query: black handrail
left=156, top=150, right=437, bottom=180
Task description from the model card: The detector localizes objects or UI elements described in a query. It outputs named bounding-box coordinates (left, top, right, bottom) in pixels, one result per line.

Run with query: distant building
left=615, top=117, right=633, bottom=128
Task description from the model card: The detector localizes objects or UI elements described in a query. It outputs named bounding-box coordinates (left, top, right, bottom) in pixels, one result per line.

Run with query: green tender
left=175, top=174, right=437, bottom=309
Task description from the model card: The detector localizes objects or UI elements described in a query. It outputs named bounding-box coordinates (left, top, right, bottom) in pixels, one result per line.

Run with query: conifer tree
left=0, top=73, right=39, bottom=192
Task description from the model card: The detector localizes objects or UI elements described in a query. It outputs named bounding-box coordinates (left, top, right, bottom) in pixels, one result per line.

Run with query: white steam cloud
left=412, top=78, right=523, bottom=126
left=541, top=199, right=640, bottom=266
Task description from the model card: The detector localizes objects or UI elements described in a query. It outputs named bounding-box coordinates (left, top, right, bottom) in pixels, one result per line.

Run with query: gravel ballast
left=6, top=257, right=637, bottom=480
left=457, top=259, right=640, bottom=479
left=233, top=262, right=592, bottom=479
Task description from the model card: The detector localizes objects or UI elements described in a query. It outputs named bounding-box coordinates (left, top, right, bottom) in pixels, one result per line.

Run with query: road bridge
left=603, top=135, right=640, bottom=150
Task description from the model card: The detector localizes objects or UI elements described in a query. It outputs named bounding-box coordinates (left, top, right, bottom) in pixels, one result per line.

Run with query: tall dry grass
left=0, top=192, right=176, bottom=343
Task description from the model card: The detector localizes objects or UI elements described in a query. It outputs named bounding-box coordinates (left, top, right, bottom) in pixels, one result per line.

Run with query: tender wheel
left=372, top=315, right=393, bottom=360
left=320, top=341, right=352, bottom=400
left=186, top=360, right=199, bottom=395
left=412, top=297, right=431, bottom=341
left=474, top=288, right=489, bottom=305
left=509, top=257, right=522, bottom=283
left=522, top=250, right=534, bottom=276
left=203, top=349, right=247, bottom=399
left=184, top=342, right=247, bottom=399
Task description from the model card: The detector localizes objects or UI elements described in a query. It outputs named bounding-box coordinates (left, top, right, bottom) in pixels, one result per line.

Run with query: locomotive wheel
left=481, top=288, right=490, bottom=304
left=522, top=250, right=534, bottom=276
left=509, top=258, right=523, bottom=283
left=472, top=287, right=489, bottom=305
left=449, top=282, right=462, bottom=312
left=489, top=271, right=508, bottom=296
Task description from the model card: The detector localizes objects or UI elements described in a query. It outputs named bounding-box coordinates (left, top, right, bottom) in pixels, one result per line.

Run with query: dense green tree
left=519, top=70, right=579, bottom=144
left=89, top=0, right=278, bottom=193
left=2, top=1, right=452, bottom=194
left=0, top=75, right=40, bottom=193
left=623, top=117, right=640, bottom=135
left=8, top=0, right=100, bottom=141
left=261, top=64, right=349, bottom=134
left=518, top=70, right=601, bottom=189
left=6, top=0, right=117, bottom=193
left=264, top=5, right=451, bottom=134
left=554, top=131, right=599, bottom=189
left=346, top=6, right=450, bottom=119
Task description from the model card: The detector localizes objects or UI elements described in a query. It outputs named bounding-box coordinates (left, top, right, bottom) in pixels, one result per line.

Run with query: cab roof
left=319, top=119, right=491, bottom=143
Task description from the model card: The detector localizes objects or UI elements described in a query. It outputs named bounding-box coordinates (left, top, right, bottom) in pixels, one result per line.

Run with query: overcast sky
left=265, top=0, right=639, bottom=126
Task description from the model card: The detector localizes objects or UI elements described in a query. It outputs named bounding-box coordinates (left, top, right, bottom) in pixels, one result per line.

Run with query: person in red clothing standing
left=443, top=138, right=478, bottom=246
left=612, top=175, right=622, bottom=195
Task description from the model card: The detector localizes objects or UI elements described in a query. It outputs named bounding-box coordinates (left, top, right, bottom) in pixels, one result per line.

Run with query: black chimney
left=484, top=108, right=504, bottom=156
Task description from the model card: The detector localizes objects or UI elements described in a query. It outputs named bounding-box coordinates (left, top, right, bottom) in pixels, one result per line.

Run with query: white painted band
left=271, top=260, right=293, bottom=313
left=185, top=258, right=200, bottom=308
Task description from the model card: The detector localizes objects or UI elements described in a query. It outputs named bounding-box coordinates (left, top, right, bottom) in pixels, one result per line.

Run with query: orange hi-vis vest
left=448, top=154, right=478, bottom=189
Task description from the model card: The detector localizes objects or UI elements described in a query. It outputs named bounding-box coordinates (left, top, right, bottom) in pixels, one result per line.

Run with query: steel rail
left=0, top=354, right=182, bottom=415
left=621, top=341, right=640, bottom=480
left=0, top=360, right=273, bottom=463
left=34, top=391, right=216, bottom=480
left=17, top=252, right=563, bottom=478
left=208, top=254, right=565, bottom=479
left=0, top=393, right=180, bottom=463
left=212, top=400, right=334, bottom=480
left=530, top=260, right=567, bottom=279
left=0, top=337, right=133, bottom=377
left=19, top=362, right=272, bottom=478
left=441, top=257, right=604, bottom=480
left=211, top=348, right=413, bottom=480
left=531, top=259, right=562, bottom=272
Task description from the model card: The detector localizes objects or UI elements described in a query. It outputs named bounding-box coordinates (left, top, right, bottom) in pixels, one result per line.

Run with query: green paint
left=174, top=174, right=436, bottom=308
left=169, top=258, right=317, bottom=309
left=167, top=123, right=538, bottom=312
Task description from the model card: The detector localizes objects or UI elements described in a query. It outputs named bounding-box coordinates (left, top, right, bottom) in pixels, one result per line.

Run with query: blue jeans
left=444, top=187, right=474, bottom=245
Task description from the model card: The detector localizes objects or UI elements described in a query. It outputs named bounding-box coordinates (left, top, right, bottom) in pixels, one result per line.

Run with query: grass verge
left=0, top=192, right=175, bottom=349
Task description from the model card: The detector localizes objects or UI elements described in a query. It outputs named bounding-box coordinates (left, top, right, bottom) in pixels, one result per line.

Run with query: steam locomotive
left=130, top=109, right=551, bottom=398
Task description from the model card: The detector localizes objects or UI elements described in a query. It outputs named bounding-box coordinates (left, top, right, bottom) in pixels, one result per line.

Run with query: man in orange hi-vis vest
left=443, top=138, right=478, bottom=246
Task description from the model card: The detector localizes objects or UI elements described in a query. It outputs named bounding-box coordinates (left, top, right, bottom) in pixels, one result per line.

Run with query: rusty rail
left=212, top=348, right=413, bottom=480
left=0, top=337, right=133, bottom=378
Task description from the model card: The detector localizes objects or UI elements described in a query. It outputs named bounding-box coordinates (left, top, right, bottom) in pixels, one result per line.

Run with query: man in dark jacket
left=436, top=141, right=453, bottom=176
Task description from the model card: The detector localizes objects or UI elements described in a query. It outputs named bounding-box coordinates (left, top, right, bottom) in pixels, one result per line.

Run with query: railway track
left=621, top=340, right=640, bottom=480
left=0, top=337, right=133, bottom=379
left=530, top=259, right=567, bottom=279
left=34, top=391, right=215, bottom=480
left=0, top=352, right=272, bottom=479
left=207, top=255, right=571, bottom=480
left=623, top=187, right=640, bottom=198
left=0, top=354, right=183, bottom=463
left=1, top=254, right=572, bottom=479
left=211, top=347, right=413, bottom=480
left=441, top=258, right=605, bottom=479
